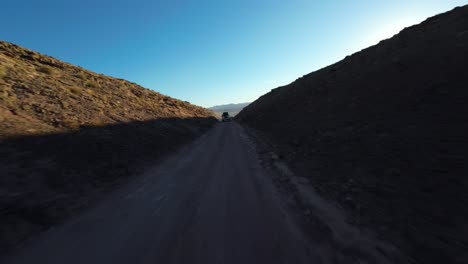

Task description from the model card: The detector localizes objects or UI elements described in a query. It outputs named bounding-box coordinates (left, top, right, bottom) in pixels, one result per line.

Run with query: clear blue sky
left=1, top=0, right=467, bottom=107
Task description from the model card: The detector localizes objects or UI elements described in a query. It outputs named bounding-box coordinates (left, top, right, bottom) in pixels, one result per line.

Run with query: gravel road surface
left=3, top=122, right=318, bottom=264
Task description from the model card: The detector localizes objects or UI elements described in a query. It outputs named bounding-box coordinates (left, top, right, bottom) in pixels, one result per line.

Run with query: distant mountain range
left=209, top=102, right=250, bottom=117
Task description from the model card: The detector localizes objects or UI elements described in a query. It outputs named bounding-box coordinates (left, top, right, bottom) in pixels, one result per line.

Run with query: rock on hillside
left=0, top=41, right=216, bottom=254
left=0, top=41, right=214, bottom=138
left=237, top=6, right=468, bottom=264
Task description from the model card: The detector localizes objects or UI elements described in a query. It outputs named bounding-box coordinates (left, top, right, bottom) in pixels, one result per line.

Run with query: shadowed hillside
left=237, top=6, right=468, bottom=264
left=0, top=41, right=217, bottom=254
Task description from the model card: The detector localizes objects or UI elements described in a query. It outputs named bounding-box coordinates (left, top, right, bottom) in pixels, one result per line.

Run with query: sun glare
left=364, top=16, right=422, bottom=47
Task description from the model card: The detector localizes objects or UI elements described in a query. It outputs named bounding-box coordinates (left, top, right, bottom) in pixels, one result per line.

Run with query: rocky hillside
left=0, top=41, right=216, bottom=254
left=237, top=6, right=468, bottom=264
left=0, top=41, right=214, bottom=138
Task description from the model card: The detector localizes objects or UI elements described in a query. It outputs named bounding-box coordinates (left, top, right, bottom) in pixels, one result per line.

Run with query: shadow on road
left=0, top=116, right=217, bottom=255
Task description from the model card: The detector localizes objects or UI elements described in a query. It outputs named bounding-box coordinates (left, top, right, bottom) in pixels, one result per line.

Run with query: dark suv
left=221, top=112, right=231, bottom=122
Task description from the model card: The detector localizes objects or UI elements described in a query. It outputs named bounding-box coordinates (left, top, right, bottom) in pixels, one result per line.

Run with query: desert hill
left=0, top=41, right=216, bottom=253
left=237, top=5, right=468, bottom=263
left=0, top=41, right=214, bottom=138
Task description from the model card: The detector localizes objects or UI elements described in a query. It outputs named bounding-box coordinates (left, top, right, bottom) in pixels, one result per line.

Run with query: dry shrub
left=0, top=65, right=7, bottom=78
left=74, top=72, right=86, bottom=79
left=85, top=80, right=98, bottom=88
left=69, top=87, right=82, bottom=94
left=60, top=120, right=80, bottom=129
left=37, top=65, right=54, bottom=74
left=86, top=119, right=108, bottom=127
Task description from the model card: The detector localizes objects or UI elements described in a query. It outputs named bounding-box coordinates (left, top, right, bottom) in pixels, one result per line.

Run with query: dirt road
left=4, top=122, right=322, bottom=264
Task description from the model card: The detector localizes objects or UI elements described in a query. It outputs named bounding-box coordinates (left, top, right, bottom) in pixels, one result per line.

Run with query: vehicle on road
left=221, top=112, right=231, bottom=122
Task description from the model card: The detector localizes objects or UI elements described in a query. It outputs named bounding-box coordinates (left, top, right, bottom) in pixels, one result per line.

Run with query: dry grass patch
left=59, top=119, right=81, bottom=129
left=73, top=72, right=86, bottom=79
left=37, top=65, right=55, bottom=75
left=0, top=65, right=7, bottom=78
left=84, top=80, right=98, bottom=88
left=86, top=119, right=108, bottom=127
left=69, top=87, right=83, bottom=94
